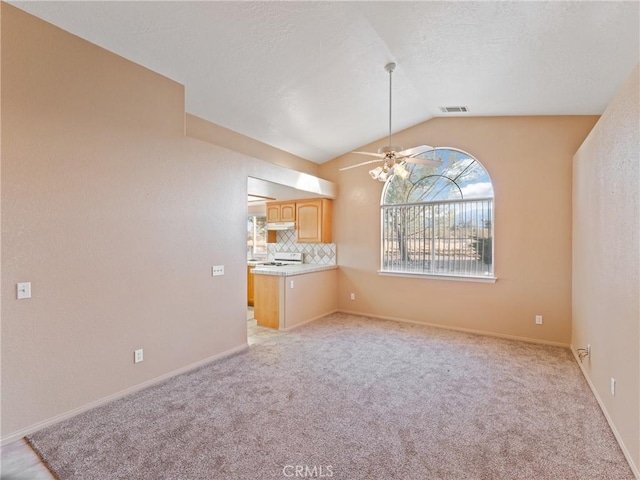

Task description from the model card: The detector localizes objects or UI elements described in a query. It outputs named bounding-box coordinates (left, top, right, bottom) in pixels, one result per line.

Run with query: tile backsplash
left=268, top=230, right=336, bottom=265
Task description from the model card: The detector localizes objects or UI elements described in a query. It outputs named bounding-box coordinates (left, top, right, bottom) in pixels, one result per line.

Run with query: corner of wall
left=572, top=63, right=640, bottom=474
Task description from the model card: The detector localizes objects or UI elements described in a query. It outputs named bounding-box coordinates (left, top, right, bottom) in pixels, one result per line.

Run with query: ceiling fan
left=340, top=62, right=439, bottom=182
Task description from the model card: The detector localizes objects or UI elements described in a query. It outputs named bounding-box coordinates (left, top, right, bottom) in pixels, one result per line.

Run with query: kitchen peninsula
left=252, top=264, right=337, bottom=330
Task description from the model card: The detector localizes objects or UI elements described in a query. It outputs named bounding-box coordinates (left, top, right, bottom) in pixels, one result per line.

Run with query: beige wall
left=0, top=4, right=237, bottom=439
left=283, top=269, right=338, bottom=329
left=572, top=64, right=639, bottom=474
left=0, top=5, right=334, bottom=441
left=320, top=115, right=598, bottom=346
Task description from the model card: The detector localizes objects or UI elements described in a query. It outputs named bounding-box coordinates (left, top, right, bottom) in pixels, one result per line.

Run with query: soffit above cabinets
left=247, top=177, right=327, bottom=205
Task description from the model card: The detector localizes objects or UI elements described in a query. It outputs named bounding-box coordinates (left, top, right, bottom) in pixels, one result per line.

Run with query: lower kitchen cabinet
left=254, top=274, right=280, bottom=329
left=247, top=265, right=255, bottom=306
left=253, top=269, right=337, bottom=330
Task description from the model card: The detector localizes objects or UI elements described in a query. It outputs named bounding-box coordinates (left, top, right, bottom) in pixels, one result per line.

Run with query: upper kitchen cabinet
left=296, top=198, right=332, bottom=243
left=266, top=202, right=296, bottom=223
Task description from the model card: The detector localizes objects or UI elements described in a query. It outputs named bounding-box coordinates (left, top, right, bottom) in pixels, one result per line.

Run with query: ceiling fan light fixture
left=369, top=166, right=384, bottom=180
left=393, top=162, right=411, bottom=180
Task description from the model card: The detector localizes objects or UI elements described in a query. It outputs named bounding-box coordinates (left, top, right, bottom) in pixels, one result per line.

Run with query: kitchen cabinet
left=254, top=274, right=280, bottom=329
left=266, top=202, right=296, bottom=223
left=296, top=198, right=332, bottom=243
left=265, top=198, right=332, bottom=243
left=247, top=265, right=255, bottom=306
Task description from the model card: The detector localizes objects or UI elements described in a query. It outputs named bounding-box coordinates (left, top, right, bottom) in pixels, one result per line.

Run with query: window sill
left=378, top=271, right=497, bottom=283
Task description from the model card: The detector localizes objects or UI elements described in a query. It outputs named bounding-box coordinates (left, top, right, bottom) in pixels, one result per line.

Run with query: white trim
left=0, top=343, right=249, bottom=446
left=338, top=309, right=569, bottom=348
left=570, top=346, right=639, bottom=479
left=378, top=270, right=497, bottom=283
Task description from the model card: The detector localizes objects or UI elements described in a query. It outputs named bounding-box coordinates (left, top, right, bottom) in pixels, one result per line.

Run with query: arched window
left=381, top=148, right=494, bottom=279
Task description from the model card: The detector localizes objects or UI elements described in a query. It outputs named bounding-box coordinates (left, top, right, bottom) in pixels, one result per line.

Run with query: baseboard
left=570, top=346, right=639, bottom=479
left=282, top=309, right=338, bottom=331
left=1, top=343, right=249, bottom=446
left=337, top=309, right=570, bottom=348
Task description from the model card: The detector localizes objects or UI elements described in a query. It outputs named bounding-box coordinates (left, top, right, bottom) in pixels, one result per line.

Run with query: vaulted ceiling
left=11, top=1, right=640, bottom=163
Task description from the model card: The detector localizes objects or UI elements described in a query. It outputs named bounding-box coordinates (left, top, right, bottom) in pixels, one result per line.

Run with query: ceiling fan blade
left=339, top=159, right=384, bottom=171
left=404, top=156, right=441, bottom=167
left=351, top=151, right=385, bottom=158
left=398, top=145, right=434, bottom=157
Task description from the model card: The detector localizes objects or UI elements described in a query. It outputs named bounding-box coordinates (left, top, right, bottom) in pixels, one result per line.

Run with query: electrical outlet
left=535, top=315, right=543, bottom=325
left=134, top=349, right=144, bottom=364
left=350, top=293, right=355, bottom=301
left=587, top=344, right=591, bottom=357
left=610, top=377, right=615, bottom=396
left=211, top=265, right=224, bottom=276
left=290, top=280, right=294, bottom=289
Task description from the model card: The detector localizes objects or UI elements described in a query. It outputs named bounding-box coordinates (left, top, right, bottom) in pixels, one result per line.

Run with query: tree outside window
left=247, top=216, right=268, bottom=259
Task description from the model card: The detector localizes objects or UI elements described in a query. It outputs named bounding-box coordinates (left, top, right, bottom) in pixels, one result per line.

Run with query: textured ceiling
left=11, top=1, right=640, bottom=163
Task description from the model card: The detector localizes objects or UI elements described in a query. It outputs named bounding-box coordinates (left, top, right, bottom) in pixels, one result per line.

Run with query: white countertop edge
left=251, top=264, right=338, bottom=277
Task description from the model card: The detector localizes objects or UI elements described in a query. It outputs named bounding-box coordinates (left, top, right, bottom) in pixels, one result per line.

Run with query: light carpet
left=27, top=313, right=633, bottom=479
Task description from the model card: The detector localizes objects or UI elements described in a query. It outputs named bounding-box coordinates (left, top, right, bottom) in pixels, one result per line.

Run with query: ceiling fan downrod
left=339, top=61, right=435, bottom=179
left=380, top=62, right=402, bottom=156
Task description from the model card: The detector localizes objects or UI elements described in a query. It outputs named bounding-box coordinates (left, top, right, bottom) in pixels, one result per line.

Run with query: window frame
left=378, top=147, right=496, bottom=282
left=247, top=215, right=268, bottom=259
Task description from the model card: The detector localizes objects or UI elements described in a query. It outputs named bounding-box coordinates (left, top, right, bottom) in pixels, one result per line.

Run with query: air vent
left=439, top=106, right=468, bottom=113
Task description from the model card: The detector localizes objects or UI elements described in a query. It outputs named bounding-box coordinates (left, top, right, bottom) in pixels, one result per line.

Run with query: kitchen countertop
left=251, top=263, right=337, bottom=277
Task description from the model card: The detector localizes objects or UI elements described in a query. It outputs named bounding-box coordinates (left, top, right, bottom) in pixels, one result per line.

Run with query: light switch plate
left=17, top=282, right=31, bottom=299
left=134, top=349, right=144, bottom=364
